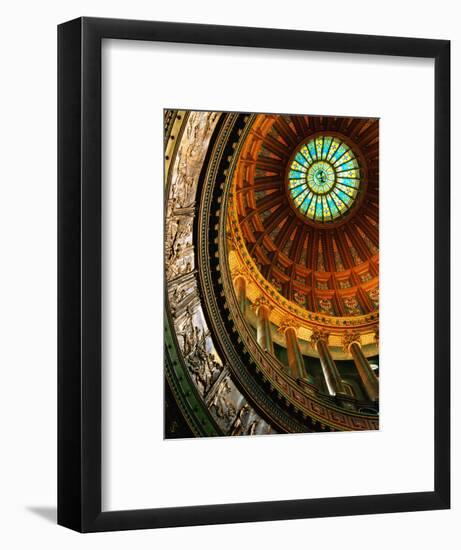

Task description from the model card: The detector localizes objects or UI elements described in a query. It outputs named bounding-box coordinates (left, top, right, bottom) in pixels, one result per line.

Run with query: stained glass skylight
left=287, top=135, right=361, bottom=223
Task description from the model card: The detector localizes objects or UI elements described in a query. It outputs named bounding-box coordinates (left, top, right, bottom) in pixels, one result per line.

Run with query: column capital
left=347, top=331, right=379, bottom=402
left=251, top=295, right=273, bottom=314
left=342, top=331, right=361, bottom=354
left=373, top=325, right=379, bottom=343
left=312, top=328, right=346, bottom=396
left=226, top=233, right=236, bottom=252
left=277, top=316, right=301, bottom=335
left=310, top=328, right=330, bottom=348
left=231, top=266, right=248, bottom=282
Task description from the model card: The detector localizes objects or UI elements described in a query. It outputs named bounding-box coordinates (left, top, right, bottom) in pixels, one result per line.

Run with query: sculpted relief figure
left=343, top=295, right=362, bottom=316
left=229, top=403, right=265, bottom=436
left=230, top=403, right=251, bottom=436
left=210, top=378, right=236, bottom=425
left=293, top=291, right=306, bottom=306
left=166, top=215, right=191, bottom=255
left=178, top=308, right=195, bottom=356
left=165, top=215, right=194, bottom=281
left=247, top=418, right=260, bottom=436
left=172, top=112, right=219, bottom=209
left=368, top=287, right=379, bottom=308
left=165, top=248, right=193, bottom=280
left=165, top=116, right=212, bottom=281
left=177, top=313, right=223, bottom=396
left=169, top=285, right=187, bottom=316
left=319, top=298, right=334, bottom=315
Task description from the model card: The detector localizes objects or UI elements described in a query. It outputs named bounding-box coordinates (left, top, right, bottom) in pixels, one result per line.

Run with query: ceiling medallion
left=287, top=135, right=361, bottom=223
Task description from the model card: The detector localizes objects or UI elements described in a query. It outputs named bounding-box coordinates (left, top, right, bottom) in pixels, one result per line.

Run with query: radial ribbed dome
left=232, top=113, right=379, bottom=318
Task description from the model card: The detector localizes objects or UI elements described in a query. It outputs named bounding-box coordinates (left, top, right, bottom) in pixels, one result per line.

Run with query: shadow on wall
left=26, top=506, right=57, bottom=524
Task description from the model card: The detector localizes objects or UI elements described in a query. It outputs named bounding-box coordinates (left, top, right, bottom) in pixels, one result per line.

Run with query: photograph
left=164, top=110, right=380, bottom=438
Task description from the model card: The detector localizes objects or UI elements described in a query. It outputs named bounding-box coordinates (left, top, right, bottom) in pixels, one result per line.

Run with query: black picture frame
left=58, top=16, right=450, bottom=532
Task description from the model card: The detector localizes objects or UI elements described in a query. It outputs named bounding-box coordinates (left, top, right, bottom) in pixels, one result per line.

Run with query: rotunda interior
left=164, top=110, right=379, bottom=438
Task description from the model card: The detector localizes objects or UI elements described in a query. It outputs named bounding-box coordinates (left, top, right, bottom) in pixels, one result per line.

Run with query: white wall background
left=0, top=0, right=458, bottom=548
left=103, top=39, right=435, bottom=511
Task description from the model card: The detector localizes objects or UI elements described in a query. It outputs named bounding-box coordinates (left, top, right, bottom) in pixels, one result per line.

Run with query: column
left=345, top=335, right=379, bottom=402
left=234, top=275, right=247, bottom=315
left=279, top=319, right=314, bottom=383
left=253, top=297, right=274, bottom=355
left=311, top=330, right=347, bottom=396
left=372, top=326, right=380, bottom=378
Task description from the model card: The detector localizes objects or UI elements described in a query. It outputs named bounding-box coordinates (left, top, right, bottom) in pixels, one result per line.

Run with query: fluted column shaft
left=284, top=326, right=307, bottom=380
left=316, top=338, right=347, bottom=397
left=350, top=341, right=379, bottom=402
left=256, top=304, right=274, bottom=354
left=234, top=276, right=246, bottom=315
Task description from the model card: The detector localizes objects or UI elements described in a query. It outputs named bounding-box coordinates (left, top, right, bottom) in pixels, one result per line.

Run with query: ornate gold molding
left=251, top=295, right=274, bottom=314
left=374, top=325, right=380, bottom=343
left=278, top=317, right=301, bottom=335
left=342, top=331, right=362, bottom=354
left=310, top=328, right=330, bottom=348
left=231, top=266, right=249, bottom=283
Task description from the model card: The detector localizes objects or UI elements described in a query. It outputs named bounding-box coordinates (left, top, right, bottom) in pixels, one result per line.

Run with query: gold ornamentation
left=227, top=203, right=379, bottom=329
left=310, top=328, right=330, bottom=347
left=318, top=298, right=334, bottom=315
left=278, top=317, right=301, bottom=335
left=251, top=295, right=273, bottom=314
left=231, top=266, right=248, bottom=282
left=374, top=325, right=379, bottom=343
left=342, top=331, right=361, bottom=353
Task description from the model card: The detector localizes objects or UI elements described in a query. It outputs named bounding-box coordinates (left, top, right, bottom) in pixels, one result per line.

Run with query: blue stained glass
left=297, top=194, right=311, bottom=211
left=322, top=137, right=332, bottom=159
left=315, top=200, right=323, bottom=218
left=331, top=193, right=344, bottom=210
left=291, top=161, right=307, bottom=173
left=301, top=145, right=313, bottom=164
left=339, top=169, right=359, bottom=178
left=295, top=152, right=307, bottom=167
left=322, top=196, right=331, bottom=220
left=295, top=186, right=310, bottom=201
left=327, top=196, right=339, bottom=216
left=287, top=135, right=361, bottom=223
left=289, top=180, right=306, bottom=197
left=336, top=182, right=356, bottom=194
left=289, top=177, right=305, bottom=188
left=337, top=178, right=358, bottom=188
left=337, top=160, right=357, bottom=172
left=332, top=144, right=347, bottom=162
left=315, top=137, right=323, bottom=159
left=336, top=190, right=350, bottom=202
left=292, top=186, right=307, bottom=200
left=307, top=198, right=317, bottom=217
left=335, top=150, right=352, bottom=166
left=327, top=139, right=340, bottom=161
left=301, top=193, right=314, bottom=213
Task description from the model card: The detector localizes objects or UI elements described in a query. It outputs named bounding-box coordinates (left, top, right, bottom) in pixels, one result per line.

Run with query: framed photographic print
left=58, top=17, right=450, bottom=532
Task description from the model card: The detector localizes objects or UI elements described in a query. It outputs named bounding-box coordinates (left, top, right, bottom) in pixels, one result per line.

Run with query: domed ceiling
left=231, top=113, right=379, bottom=320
